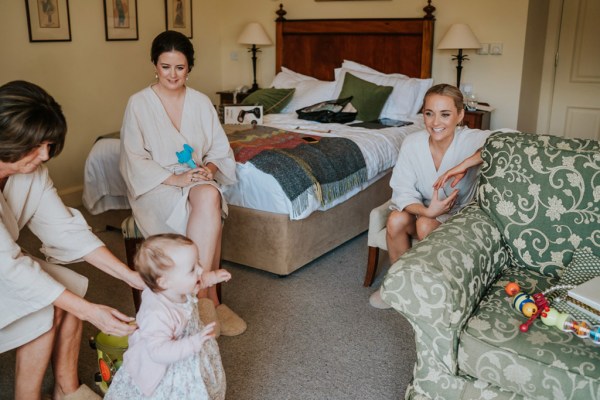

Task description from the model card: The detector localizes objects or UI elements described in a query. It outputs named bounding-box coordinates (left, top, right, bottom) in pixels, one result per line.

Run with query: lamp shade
left=437, top=24, right=481, bottom=50
left=238, top=22, right=272, bottom=46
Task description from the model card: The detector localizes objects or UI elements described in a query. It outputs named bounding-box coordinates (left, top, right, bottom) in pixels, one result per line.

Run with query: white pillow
left=282, top=80, right=337, bottom=113
left=271, top=66, right=316, bottom=89
left=341, top=60, right=408, bottom=79
left=333, top=68, right=432, bottom=118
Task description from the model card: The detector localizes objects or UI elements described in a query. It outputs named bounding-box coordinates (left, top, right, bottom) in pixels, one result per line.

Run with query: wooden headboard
left=275, top=2, right=436, bottom=81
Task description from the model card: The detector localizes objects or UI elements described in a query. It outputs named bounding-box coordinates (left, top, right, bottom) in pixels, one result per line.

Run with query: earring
left=155, top=73, right=158, bottom=79
left=186, top=75, right=189, bottom=81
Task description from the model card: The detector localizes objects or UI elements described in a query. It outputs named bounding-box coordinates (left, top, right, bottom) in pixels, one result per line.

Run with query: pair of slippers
left=198, top=299, right=247, bottom=337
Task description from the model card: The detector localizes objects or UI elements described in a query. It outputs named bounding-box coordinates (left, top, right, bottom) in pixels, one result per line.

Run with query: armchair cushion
left=478, top=132, right=600, bottom=278
left=460, top=267, right=600, bottom=399
left=367, top=200, right=392, bottom=249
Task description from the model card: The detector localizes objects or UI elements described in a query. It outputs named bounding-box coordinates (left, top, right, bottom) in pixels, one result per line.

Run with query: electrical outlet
left=490, top=43, right=503, bottom=55
left=477, top=43, right=489, bottom=55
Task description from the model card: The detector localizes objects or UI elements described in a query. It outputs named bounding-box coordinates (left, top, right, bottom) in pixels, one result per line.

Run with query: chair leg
left=364, top=246, right=380, bottom=287
left=124, top=237, right=143, bottom=312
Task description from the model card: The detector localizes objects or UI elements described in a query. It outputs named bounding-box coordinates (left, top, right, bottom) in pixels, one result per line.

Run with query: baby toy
left=505, top=282, right=600, bottom=345
left=541, top=308, right=600, bottom=345
left=176, top=144, right=197, bottom=169
left=89, top=332, right=129, bottom=393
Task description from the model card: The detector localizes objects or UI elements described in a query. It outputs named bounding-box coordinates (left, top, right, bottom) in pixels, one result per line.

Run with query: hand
left=87, top=304, right=137, bottom=337
left=125, top=270, right=146, bottom=291
left=433, top=165, right=467, bottom=191
left=193, top=165, right=214, bottom=181
left=200, top=268, right=231, bottom=288
left=426, top=187, right=459, bottom=218
left=192, top=322, right=217, bottom=351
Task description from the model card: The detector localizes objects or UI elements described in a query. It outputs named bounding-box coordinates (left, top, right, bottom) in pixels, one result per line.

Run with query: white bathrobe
left=119, top=87, right=237, bottom=237
left=0, top=166, right=103, bottom=352
left=390, top=127, right=492, bottom=222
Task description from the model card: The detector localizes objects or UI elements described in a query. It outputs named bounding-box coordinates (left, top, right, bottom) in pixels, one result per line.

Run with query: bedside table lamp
left=238, top=22, right=272, bottom=92
left=437, top=24, right=481, bottom=89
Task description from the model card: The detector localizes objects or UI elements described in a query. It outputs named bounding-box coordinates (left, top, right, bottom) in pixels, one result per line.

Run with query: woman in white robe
left=370, top=84, right=491, bottom=308
left=119, top=31, right=245, bottom=337
left=0, top=81, right=144, bottom=400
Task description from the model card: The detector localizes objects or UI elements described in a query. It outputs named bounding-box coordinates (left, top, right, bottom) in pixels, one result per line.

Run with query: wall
left=0, top=0, right=531, bottom=205
left=517, top=0, right=550, bottom=133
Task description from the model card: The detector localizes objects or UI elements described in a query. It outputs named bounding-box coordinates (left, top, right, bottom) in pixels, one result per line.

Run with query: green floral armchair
left=381, top=132, right=600, bottom=400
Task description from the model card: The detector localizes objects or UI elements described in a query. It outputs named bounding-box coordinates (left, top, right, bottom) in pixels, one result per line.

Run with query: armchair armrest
left=381, top=205, right=510, bottom=376
left=367, top=200, right=392, bottom=248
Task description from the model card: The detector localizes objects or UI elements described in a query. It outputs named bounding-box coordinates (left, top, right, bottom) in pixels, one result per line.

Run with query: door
left=548, top=0, right=600, bottom=140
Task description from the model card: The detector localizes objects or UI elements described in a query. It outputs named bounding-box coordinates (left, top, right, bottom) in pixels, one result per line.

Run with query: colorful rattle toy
left=176, top=144, right=197, bottom=169
left=505, top=282, right=550, bottom=331
left=541, top=308, right=600, bottom=345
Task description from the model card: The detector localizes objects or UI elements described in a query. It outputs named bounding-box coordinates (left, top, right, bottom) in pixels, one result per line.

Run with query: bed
left=83, top=2, right=436, bottom=276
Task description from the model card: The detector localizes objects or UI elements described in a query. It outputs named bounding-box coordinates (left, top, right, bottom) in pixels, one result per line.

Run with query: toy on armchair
left=505, top=282, right=600, bottom=345
left=176, top=144, right=198, bottom=169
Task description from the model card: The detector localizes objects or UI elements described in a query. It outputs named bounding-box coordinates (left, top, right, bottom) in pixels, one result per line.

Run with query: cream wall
left=0, top=0, right=530, bottom=205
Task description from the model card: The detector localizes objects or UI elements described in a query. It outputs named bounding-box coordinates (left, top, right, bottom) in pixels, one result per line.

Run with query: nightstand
left=463, top=109, right=491, bottom=130
left=217, top=90, right=250, bottom=106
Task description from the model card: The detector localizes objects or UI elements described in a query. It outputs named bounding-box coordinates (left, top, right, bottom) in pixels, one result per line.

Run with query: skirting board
left=221, top=172, right=392, bottom=276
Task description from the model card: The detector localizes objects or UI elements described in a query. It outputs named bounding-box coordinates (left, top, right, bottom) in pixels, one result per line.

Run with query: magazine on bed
left=349, top=118, right=414, bottom=129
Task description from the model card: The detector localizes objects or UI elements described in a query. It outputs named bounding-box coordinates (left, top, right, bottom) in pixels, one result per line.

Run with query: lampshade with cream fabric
left=437, top=24, right=481, bottom=50
left=238, top=22, right=272, bottom=46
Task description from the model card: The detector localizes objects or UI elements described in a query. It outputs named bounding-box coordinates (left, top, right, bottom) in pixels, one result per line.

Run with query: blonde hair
left=134, top=233, right=195, bottom=292
left=421, top=83, right=465, bottom=114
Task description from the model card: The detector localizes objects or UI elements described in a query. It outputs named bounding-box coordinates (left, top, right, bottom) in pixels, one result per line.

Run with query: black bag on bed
left=296, top=97, right=357, bottom=124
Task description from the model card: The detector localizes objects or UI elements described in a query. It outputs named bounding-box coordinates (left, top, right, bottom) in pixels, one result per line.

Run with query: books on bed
left=349, top=118, right=413, bottom=129
left=566, top=276, right=600, bottom=320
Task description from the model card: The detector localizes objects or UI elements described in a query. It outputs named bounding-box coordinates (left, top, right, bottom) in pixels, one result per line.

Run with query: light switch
left=477, top=43, right=489, bottom=55
left=490, top=43, right=503, bottom=55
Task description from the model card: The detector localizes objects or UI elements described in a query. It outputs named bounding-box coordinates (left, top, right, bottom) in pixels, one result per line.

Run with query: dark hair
left=0, top=80, right=66, bottom=163
left=151, top=30, right=195, bottom=72
left=421, top=83, right=465, bottom=114
left=134, top=233, right=196, bottom=292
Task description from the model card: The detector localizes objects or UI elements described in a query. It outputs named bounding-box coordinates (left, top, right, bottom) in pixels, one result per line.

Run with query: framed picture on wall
left=165, top=0, right=193, bottom=38
left=25, top=0, right=71, bottom=42
left=103, top=0, right=138, bottom=41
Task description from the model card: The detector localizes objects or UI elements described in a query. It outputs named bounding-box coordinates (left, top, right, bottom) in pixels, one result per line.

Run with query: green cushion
left=241, top=88, right=295, bottom=114
left=552, top=246, right=600, bottom=322
left=461, top=268, right=600, bottom=399
left=337, top=72, right=393, bottom=122
left=478, top=132, right=600, bottom=278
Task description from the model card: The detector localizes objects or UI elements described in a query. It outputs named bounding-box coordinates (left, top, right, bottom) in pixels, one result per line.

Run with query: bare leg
left=386, top=210, right=417, bottom=264
left=15, top=324, right=55, bottom=400
left=51, top=308, right=82, bottom=399
left=187, top=185, right=222, bottom=306
left=415, top=216, right=441, bottom=241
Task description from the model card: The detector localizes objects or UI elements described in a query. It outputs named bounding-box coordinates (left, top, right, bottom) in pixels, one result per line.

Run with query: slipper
left=62, top=384, right=101, bottom=400
left=198, top=298, right=220, bottom=338
left=369, top=288, right=392, bottom=309
left=216, top=304, right=247, bottom=336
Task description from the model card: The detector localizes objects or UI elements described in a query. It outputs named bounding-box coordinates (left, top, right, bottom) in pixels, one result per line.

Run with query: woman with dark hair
left=120, top=31, right=245, bottom=337
left=370, top=83, right=492, bottom=308
left=0, top=80, right=144, bottom=399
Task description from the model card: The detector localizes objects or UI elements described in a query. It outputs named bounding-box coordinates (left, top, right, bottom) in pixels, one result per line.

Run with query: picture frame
left=165, top=0, right=192, bottom=38
left=103, top=0, right=138, bottom=41
left=25, top=0, right=71, bottom=42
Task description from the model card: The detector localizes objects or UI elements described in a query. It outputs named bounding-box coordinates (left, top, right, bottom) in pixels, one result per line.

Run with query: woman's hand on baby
left=88, top=304, right=137, bottom=337
left=201, top=269, right=231, bottom=288
left=125, top=270, right=146, bottom=290
left=192, top=322, right=217, bottom=350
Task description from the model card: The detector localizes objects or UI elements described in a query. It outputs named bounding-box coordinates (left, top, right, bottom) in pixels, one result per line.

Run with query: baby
left=105, top=233, right=230, bottom=399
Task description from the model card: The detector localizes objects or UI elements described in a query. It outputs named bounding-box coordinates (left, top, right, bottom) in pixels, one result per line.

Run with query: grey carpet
left=1, top=208, right=415, bottom=400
